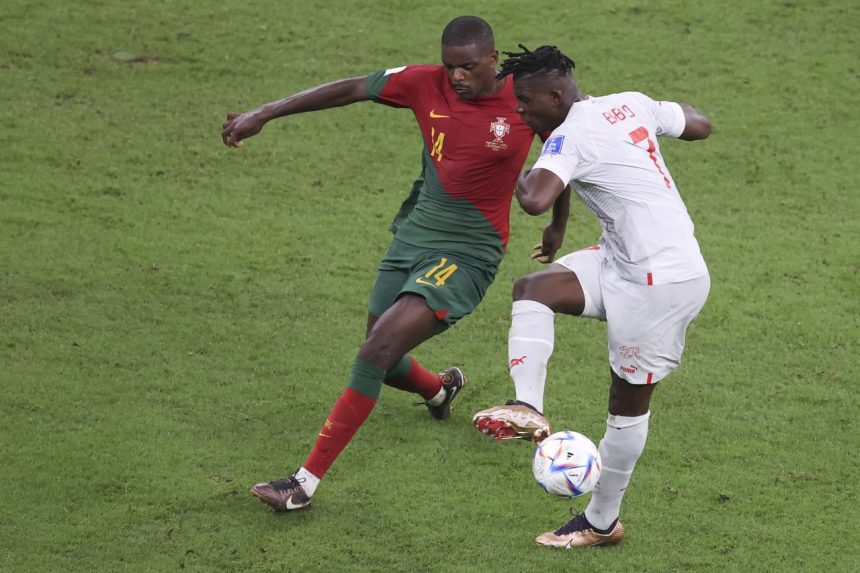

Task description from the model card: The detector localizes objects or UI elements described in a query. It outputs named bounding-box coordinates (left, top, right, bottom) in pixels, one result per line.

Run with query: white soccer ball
left=533, top=430, right=601, bottom=497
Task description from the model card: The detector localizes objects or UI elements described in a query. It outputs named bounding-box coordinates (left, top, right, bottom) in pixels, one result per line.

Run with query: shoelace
left=555, top=510, right=591, bottom=535
left=505, top=399, right=542, bottom=413
left=271, top=475, right=305, bottom=491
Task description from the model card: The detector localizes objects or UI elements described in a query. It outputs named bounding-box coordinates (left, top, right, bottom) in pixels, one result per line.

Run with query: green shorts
left=368, top=239, right=498, bottom=333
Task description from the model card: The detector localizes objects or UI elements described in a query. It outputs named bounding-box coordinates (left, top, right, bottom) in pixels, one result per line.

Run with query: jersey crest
left=486, top=117, right=511, bottom=151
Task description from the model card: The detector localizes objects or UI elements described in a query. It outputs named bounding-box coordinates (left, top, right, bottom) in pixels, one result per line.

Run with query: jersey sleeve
left=531, top=129, right=589, bottom=185
left=365, top=65, right=424, bottom=108
left=652, top=99, right=686, bottom=138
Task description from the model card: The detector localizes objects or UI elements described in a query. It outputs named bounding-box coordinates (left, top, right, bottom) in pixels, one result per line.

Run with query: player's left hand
left=531, top=223, right=565, bottom=264
left=221, top=111, right=265, bottom=148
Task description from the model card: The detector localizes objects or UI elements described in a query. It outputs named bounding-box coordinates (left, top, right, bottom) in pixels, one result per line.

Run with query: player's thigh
left=512, top=265, right=588, bottom=316
left=604, top=272, right=710, bottom=385
left=552, top=245, right=606, bottom=319
left=399, top=252, right=496, bottom=334
left=368, top=239, right=415, bottom=320
left=360, top=293, right=441, bottom=366
left=368, top=267, right=410, bottom=321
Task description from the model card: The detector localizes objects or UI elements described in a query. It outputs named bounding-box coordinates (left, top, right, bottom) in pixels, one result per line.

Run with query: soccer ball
left=533, top=430, right=601, bottom=497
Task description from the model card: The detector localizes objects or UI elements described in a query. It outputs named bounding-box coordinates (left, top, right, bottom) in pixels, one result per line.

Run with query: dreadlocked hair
left=497, top=44, right=575, bottom=80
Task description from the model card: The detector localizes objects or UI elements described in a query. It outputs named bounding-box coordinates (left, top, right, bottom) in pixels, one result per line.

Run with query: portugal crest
left=486, top=117, right=510, bottom=151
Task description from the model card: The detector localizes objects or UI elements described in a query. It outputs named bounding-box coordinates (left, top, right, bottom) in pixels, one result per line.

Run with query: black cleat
left=425, top=367, right=467, bottom=420
left=250, top=475, right=311, bottom=512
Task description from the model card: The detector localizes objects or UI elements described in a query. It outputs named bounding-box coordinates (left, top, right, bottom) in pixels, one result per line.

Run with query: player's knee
left=608, top=373, right=655, bottom=416
left=512, top=273, right=541, bottom=301
left=357, top=331, right=399, bottom=369
left=512, top=273, right=558, bottom=309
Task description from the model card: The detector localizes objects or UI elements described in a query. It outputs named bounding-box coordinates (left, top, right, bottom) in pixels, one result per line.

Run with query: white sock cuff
left=509, top=336, right=553, bottom=348
left=296, top=466, right=321, bottom=497
left=606, top=411, right=650, bottom=429
left=600, top=465, right=636, bottom=476
left=427, top=386, right=446, bottom=406
left=511, top=299, right=554, bottom=317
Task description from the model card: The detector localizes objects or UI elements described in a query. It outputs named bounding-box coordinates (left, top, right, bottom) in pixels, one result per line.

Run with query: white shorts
left=554, top=246, right=710, bottom=385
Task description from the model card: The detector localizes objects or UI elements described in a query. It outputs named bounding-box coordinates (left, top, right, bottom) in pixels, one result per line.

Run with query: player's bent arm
left=531, top=185, right=571, bottom=263
left=678, top=103, right=711, bottom=141
left=516, top=169, right=567, bottom=216
left=549, top=185, right=571, bottom=229
left=222, top=76, right=369, bottom=147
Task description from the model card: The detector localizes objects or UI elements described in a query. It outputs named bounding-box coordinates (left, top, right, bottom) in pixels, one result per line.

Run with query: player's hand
left=221, top=111, right=265, bottom=148
left=531, top=222, right=565, bottom=264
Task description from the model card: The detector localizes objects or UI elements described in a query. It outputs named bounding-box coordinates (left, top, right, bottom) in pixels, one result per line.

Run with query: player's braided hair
left=497, top=44, right=575, bottom=80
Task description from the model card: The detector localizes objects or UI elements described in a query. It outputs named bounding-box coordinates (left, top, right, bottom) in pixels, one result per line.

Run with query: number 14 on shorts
left=416, top=258, right=458, bottom=288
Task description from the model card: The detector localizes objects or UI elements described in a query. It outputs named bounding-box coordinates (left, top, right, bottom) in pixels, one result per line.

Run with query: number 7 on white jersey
left=628, top=126, right=672, bottom=189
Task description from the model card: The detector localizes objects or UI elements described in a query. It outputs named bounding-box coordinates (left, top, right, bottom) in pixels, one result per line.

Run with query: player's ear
left=550, top=89, right=564, bottom=108
left=487, top=49, right=499, bottom=67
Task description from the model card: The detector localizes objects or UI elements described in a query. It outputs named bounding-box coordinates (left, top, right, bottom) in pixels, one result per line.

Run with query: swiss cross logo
left=619, top=346, right=640, bottom=360
left=628, top=126, right=648, bottom=144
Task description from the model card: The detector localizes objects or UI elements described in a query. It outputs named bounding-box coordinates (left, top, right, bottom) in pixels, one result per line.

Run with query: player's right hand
left=531, top=222, right=565, bottom=264
left=221, top=111, right=265, bottom=148
left=531, top=241, right=555, bottom=264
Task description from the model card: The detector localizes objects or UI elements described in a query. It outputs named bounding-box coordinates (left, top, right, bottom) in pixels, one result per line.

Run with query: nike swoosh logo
left=415, top=278, right=439, bottom=288
left=318, top=433, right=331, bottom=438
left=429, top=109, right=450, bottom=119
left=285, top=498, right=308, bottom=510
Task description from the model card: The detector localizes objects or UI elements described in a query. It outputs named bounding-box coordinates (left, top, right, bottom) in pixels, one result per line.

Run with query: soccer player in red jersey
left=221, top=17, right=568, bottom=512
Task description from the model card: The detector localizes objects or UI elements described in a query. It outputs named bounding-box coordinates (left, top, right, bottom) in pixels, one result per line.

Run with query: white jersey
left=533, top=92, right=708, bottom=285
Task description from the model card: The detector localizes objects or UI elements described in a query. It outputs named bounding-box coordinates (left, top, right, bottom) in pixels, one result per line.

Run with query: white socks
left=296, top=466, right=321, bottom=497
left=508, top=300, right=555, bottom=413
left=426, top=386, right=446, bottom=406
left=511, top=299, right=649, bottom=530
left=585, top=412, right=650, bottom=530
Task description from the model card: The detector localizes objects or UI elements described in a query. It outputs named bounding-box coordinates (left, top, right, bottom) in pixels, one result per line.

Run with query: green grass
left=1, top=0, right=858, bottom=571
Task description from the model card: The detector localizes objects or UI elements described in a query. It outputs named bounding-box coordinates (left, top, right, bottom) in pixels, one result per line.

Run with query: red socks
left=384, top=355, right=442, bottom=400
left=303, top=387, right=376, bottom=478
left=302, top=356, right=442, bottom=481
left=303, top=358, right=384, bottom=479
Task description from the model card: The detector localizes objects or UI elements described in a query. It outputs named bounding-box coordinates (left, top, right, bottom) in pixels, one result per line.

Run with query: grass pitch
left=1, top=0, right=858, bottom=571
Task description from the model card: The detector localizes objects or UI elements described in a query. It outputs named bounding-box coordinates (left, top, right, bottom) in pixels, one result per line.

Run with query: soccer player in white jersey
left=473, top=45, right=712, bottom=548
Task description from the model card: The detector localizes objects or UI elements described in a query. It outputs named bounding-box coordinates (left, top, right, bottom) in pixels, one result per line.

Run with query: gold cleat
left=536, top=513, right=625, bottom=548
left=472, top=401, right=551, bottom=443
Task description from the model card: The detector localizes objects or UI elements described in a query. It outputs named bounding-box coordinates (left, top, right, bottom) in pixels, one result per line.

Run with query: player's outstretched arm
left=221, top=76, right=369, bottom=148
left=678, top=103, right=711, bottom=141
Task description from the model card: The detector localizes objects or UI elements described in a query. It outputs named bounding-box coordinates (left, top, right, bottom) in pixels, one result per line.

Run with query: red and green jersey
left=366, top=65, right=536, bottom=268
